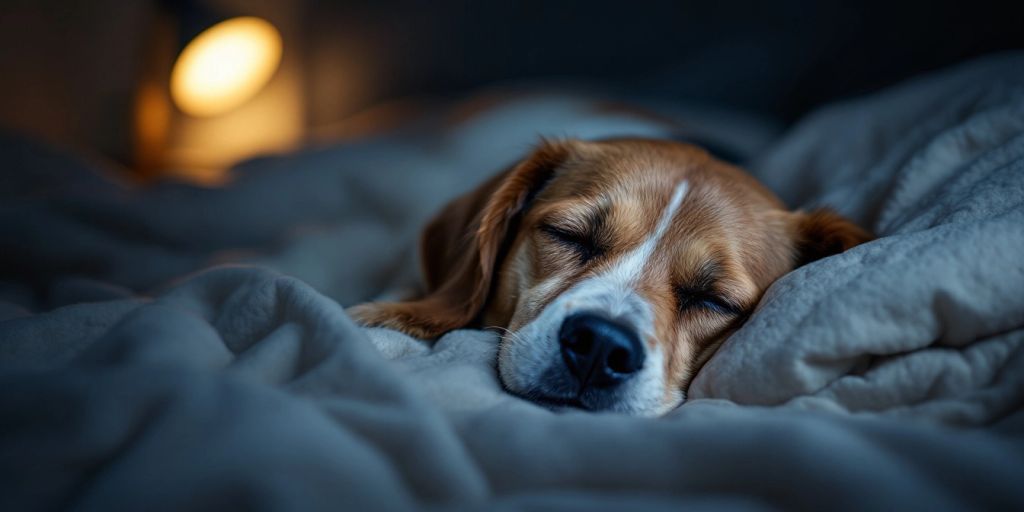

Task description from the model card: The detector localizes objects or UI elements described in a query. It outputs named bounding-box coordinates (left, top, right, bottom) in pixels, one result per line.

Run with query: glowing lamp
left=170, top=16, right=282, bottom=117
left=133, top=3, right=303, bottom=184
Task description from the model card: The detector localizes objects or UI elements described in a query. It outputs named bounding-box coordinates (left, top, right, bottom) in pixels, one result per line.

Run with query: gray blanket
left=2, top=53, right=1024, bottom=511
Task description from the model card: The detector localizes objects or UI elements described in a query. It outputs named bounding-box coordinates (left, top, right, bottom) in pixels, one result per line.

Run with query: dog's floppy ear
left=349, top=140, right=577, bottom=339
left=793, top=208, right=873, bottom=266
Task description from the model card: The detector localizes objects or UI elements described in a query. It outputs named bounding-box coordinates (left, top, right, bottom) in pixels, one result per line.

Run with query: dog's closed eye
left=675, top=286, right=742, bottom=316
left=539, top=222, right=605, bottom=263
left=675, top=260, right=744, bottom=316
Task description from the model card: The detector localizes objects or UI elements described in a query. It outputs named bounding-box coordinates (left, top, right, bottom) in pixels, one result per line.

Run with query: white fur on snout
left=499, top=181, right=690, bottom=415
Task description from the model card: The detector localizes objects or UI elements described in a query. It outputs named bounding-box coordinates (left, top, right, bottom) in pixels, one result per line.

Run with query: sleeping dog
left=351, top=138, right=871, bottom=415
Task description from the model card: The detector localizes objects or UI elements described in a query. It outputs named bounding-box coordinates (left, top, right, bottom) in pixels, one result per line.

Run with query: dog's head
left=352, top=138, right=871, bottom=415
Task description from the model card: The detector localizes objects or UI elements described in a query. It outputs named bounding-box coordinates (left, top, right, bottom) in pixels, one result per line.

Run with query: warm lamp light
left=133, top=3, right=303, bottom=184
left=169, top=16, right=282, bottom=117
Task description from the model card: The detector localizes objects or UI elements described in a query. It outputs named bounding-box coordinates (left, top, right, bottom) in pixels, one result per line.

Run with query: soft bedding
left=2, top=53, right=1024, bottom=510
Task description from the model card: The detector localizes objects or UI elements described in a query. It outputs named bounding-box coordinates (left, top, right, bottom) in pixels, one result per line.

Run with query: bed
left=2, top=52, right=1023, bottom=511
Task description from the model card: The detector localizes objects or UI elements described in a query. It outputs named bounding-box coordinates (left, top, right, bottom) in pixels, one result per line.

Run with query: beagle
left=351, top=138, right=871, bottom=415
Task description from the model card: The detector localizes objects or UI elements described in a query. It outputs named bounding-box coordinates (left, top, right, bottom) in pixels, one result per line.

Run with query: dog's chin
left=515, top=392, right=586, bottom=412
left=504, top=381, right=668, bottom=415
left=502, top=383, right=613, bottom=414
left=498, top=359, right=665, bottom=415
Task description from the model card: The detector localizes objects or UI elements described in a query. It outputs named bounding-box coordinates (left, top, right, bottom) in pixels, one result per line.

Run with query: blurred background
left=1, top=0, right=1022, bottom=184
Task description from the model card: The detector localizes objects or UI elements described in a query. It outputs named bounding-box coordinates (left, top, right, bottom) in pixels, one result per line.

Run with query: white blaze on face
left=603, top=180, right=690, bottom=288
left=500, top=180, right=691, bottom=416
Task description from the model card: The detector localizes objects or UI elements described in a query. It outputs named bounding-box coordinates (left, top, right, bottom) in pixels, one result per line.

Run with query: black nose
left=559, top=313, right=645, bottom=389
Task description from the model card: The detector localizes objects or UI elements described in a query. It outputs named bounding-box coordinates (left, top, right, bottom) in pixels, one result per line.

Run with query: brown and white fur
left=350, top=138, right=871, bottom=416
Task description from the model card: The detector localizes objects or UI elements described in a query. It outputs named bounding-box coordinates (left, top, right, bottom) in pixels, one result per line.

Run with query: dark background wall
left=304, top=0, right=1024, bottom=124
left=2, top=0, right=1023, bottom=169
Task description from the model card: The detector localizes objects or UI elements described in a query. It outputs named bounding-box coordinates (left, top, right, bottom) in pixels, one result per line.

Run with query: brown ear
left=349, top=140, right=577, bottom=339
left=793, top=208, right=874, bottom=266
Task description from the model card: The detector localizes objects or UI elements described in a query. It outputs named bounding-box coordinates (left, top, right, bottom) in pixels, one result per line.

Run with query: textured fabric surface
left=2, top=54, right=1024, bottom=510
left=690, top=54, right=1024, bottom=424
